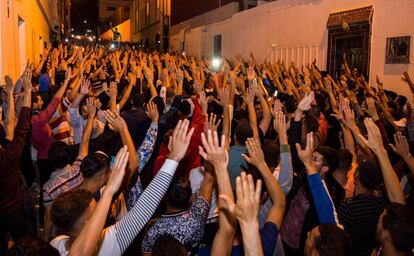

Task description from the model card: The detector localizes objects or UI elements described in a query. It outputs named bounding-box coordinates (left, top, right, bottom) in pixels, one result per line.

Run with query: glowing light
left=110, top=44, right=115, bottom=49
left=84, top=20, right=87, bottom=24
left=65, top=38, right=69, bottom=43
left=212, top=58, right=221, bottom=69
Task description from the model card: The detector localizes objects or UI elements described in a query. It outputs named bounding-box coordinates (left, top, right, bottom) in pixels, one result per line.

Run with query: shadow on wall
left=383, top=64, right=411, bottom=76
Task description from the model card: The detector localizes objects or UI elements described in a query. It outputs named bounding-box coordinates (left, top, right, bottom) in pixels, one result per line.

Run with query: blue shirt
left=228, top=146, right=248, bottom=189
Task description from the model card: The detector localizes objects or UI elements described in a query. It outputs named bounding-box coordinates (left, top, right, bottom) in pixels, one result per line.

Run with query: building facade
left=130, top=0, right=171, bottom=50
left=98, top=0, right=130, bottom=34
left=0, top=0, right=59, bottom=81
left=58, top=0, right=71, bottom=36
left=129, top=0, right=270, bottom=50
left=170, top=0, right=414, bottom=102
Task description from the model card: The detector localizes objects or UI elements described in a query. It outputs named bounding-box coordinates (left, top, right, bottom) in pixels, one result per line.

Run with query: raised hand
left=358, top=118, right=385, bottom=155
left=105, top=146, right=129, bottom=195
left=389, top=132, right=411, bottom=158
left=86, top=97, right=96, bottom=117
left=242, top=138, right=265, bottom=168
left=21, top=68, right=33, bottom=93
left=243, top=88, right=255, bottom=105
left=218, top=87, right=230, bottom=107
left=199, top=130, right=228, bottom=169
left=102, top=110, right=127, bottom=132
left=127, top=72, right=137, bottom=85
left=273, top=111, right=288, bottom=143
left=295, top=132, right=316, bottom=174
left=109, top=82, right=117, bottom=99
left=5, top=76, right=14, bottom=93
left=80, top=78, right=91, bottom=95
left=297, top=91, right=314, bottom=112
left=219, top=172, right=262, bottom=225
left=204, top=114, right=221, bottom=135
left=198, top=91, right=208, bottom=115
left=168, top=119, right=195, bottom=162
left=247, top=67, right=256, bottom=81
left=365, top=97, right=379, bottom=121
left=143, top=66, right=154, bottom=84
left=271, top=99, right=283, bottom=116
left=146, top=102, right=159, bottom=124
left=342, top=100, right=357, bottom=129
left=65, top=67, right=72, bottom=82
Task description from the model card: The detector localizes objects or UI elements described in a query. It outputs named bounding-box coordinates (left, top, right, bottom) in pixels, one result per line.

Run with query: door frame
left=327, top=22, right=371, bottom=79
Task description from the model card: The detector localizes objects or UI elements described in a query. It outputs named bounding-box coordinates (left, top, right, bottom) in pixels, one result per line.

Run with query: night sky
left=71, top=0, right=98, bottom=35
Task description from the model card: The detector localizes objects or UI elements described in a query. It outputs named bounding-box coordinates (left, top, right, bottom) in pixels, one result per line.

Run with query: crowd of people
left=0, top=41, right=414, bottom=256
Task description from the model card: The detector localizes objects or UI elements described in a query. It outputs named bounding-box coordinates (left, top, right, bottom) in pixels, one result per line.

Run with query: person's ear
left=381, top=229, right=392, bottom=243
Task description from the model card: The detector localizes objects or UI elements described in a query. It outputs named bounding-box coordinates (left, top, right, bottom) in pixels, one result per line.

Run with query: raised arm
left=297, top=132, right=339, bottom=225
left=272, top=107, right=293, bottom=194
left=389, top=132, right=414, bottom=178
left=78, top=98, right=96, bottom=158
left=69, top=146, right=129, bottom=256
left=102, top=110, right=138, bottom=188
left=358, top=118, right=406, bottom=204
left=97, top=120, right=194, bottom=256
left=199, top=131, right=235, bottom=256
left=118, top=72, right=136, bottom=110
left=4, top=76, right=16, bottom=141
left=220, top=172, right=264, bottom=256
left=0, top=69, right=32, bottom=170
left=243, top=138, right=285, bottom=229
left=244, top=88, right=259, bottom=139
left=255, top=84, right=272, bottom=135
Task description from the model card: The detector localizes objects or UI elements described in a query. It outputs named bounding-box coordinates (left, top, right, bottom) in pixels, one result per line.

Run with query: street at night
left=0, top=0, right=414, bottom=255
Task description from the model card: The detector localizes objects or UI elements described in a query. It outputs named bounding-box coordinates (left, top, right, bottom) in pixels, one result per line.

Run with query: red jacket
left=153, top=96, right=206, bottom=178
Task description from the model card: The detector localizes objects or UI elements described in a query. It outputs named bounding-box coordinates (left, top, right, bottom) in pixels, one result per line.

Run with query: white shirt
left=189, top=166, right=218, bottom=220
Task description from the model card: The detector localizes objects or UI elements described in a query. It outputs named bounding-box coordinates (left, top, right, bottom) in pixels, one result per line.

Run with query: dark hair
left=356, top=158, right=383, bottom=190
left=178, top=100, right=191, bottom=117
left=166, top=179, right=192, bottom=209
left=97, top=91, right=110, bottom=110
left=151, top=96, right=165, bottom=116
left=313, top=224, right=352, bottom=256
left=183, top=79, right=195, bottom=96
left=241, top=162, right=267, bottom=197
left=263, top=141, right=280, bottom=169
left=51, top=189, right=93, bottom=233
left=131, top=93, right=144, bottom=109
left=235, top=119, right=253, bottom=145
left=6, top=236, right=59, bottom=256
left=337, top=149, right=353, bottom=172
left=305, top=106, right=320, bottom=133
left=80, top=152, right=111, bottom=179
left=48, top=141, right=71, bottom=169
left=152, top=235, right=187, bottom=256
left=382, top=203, right=414, bottom=254
left=315, top=146, right=339, bottom=172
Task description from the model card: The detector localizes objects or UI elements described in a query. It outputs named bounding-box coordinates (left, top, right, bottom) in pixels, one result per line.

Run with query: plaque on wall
left=386, top=36, right=410, bottom=64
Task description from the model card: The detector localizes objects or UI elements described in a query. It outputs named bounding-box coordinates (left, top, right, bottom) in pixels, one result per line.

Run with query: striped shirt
left=51, top=159, right=178, bottom=256
left=49, top=97, right=73, bottom=145
left=336, top=195, right=387, bottom=256
left=43, top=157, right=84, bottom=207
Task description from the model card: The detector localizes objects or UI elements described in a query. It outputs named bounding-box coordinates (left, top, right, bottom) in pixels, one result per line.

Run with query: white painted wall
left=171, top=0, right=414, bottom=100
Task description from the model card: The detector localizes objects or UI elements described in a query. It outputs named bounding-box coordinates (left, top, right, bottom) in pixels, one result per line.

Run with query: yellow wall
left=101, top=19, right=131, bottom=42
left=0, top=0, right=57, bottom=81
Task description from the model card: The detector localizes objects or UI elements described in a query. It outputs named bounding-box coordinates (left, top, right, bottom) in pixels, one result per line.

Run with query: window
left=214, top=35, right=222, bottom=57
left=107, top=6, right=116, bottom=11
